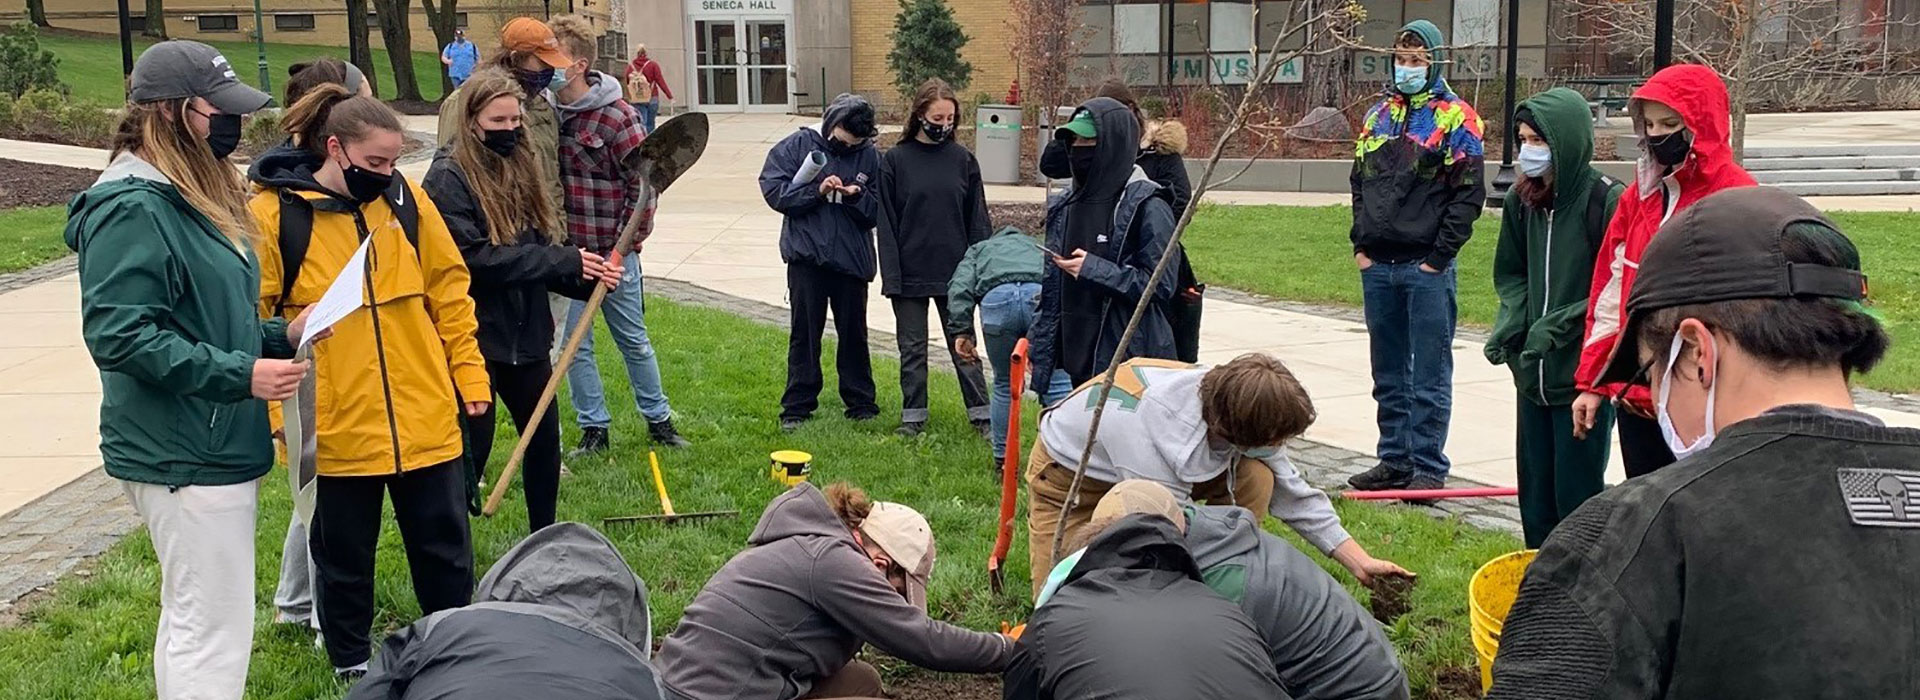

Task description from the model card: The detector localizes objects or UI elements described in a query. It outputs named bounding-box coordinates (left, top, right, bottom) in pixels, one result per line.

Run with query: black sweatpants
left=782, top=261, right=878, bottom=421
left=466, top=359, right=562, bottom=531
left=891, top=295, right=990, bottom=424
left=1617, top=411, right=1677, bottom=478
left=1516, top=399, right=1613, bottom=548
left=311, top=459, right=473, bottom=669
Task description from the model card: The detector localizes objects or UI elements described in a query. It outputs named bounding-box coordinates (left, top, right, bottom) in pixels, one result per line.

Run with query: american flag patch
left=1837, top=468, right=1920, bottom=528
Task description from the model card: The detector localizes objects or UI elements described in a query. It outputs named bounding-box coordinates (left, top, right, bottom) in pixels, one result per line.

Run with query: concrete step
left=1744, top=143, right=1920, bottom=159
left=1772, top=180, right=1920, bottom=196
left=1743, top=155, right=1920, bottom=171
left=1753, top=168, right=1920, bottom=184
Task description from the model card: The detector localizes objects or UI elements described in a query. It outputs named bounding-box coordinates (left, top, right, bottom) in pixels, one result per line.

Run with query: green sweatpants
left=1516, top=398, right=1614, bottom=548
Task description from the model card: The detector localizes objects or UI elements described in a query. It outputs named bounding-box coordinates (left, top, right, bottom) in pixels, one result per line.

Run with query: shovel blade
left=637, top=112, right=711, bottom=195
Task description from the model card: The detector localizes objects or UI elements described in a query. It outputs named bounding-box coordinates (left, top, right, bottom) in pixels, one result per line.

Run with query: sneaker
left=990, top=455, right=1005, bottom=475
left=1401, top=475, right=1447, bottom=506
left=972, top=418, right=994, bottom=440
left=896, top=421, right=926, bottom=438
left=335, top=663, right=368, bottom=681
left=780, top=417, right=808, bottom=433
left=569, top=427, right=610, bottom=457
left=1346, top=463, right=1414, bottom=491
left=558, top=462, right=573, bottom=478
left=848, top=411, right=880, bottom=422
left=648, top=419, right=692, bottom=448
left=272, top=610, right=310, bottom=627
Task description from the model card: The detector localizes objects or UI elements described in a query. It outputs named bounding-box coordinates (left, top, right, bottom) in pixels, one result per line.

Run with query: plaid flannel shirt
left=559, top=99, right=656, bottom=255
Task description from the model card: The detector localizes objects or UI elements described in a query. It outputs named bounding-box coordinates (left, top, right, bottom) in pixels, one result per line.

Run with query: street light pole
left=1653, top=0, right=1675, bottom=68
left=253, top=0, right=272, bottom=93
left=116, top=0, right=134, bottom=86
left=1487, top=0, right=1522, bottom=207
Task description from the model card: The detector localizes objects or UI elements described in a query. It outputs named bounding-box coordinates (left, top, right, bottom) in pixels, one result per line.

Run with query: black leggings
left=466, top=359, right=563, bottom=531
left=1617, top=410, right=1678, bottom=478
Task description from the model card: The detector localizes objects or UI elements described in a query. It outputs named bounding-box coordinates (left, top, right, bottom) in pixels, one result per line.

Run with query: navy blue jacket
left=760, top=126, right=882, bottom=281
left=1029, top=170, right=1180, bottom=393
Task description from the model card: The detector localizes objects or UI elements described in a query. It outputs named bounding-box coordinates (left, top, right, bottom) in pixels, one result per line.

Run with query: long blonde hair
left=452, top=68, right=560, bottom=244
left=110, top=99, right=254, bottom=244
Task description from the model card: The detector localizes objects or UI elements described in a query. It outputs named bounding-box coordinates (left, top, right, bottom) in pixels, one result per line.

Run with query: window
left=274, top=14, right=315, bottom=32
left=368, top=13, right=382, bottom=32
left=455, top=12, right=469, bottom=29
left=127, top=14, right=148, bottom=32
left=197, top=14, right=239, bottom=32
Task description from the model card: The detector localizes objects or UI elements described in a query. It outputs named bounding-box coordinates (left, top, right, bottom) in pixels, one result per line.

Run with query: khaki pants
left=802, top=659, right=885, bottom=699
left=1025, top=436, right=1273, bottom=597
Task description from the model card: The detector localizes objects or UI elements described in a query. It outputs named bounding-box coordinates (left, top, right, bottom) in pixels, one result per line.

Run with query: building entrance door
left=692, top=17, right=792, bottom=112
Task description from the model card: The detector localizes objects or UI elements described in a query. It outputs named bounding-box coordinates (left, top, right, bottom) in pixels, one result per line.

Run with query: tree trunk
left=374, top=0, right=424, bottom=102
left=143, top=0, right=168, bottom=38
left=1729, top=0, right=1758, bottom=161
left=348, top=0, right=379, bottom=96
left=421, top=0, right=459, bottom=99
left=27, top=0, right=49, bottom=27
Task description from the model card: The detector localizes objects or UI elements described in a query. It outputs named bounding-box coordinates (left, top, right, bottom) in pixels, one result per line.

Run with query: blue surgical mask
left=1393, top=64, right=1428, bottom=95
left=550, top=67, right=571, bottom=90
left=1517, top=144, right=1552, bottom=178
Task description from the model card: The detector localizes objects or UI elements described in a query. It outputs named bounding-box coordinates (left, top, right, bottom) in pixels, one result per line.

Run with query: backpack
left=627, top=64, right=653, bottom=103
left=1584, top=173, right=1625, bottom=257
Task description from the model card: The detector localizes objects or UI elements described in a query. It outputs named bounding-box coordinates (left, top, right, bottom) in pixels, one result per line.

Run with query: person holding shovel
left=423, top=67, right=622, bottom=532
left=251, top=86, right=488, bottom=679
left=656, top=482, right=1014, bottom=700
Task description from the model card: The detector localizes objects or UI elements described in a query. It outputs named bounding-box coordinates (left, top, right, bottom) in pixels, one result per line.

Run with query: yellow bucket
left=770, top=450, right=813, bottom=487
left=1468, top=549, right=1537, bottom=692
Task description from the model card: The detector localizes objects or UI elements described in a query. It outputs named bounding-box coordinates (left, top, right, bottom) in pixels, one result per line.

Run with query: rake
left=603, top=450, right=740, bottom=525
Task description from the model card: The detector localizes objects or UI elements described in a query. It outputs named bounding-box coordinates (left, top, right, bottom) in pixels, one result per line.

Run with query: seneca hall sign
left=689, top=0, right=792, bottom=15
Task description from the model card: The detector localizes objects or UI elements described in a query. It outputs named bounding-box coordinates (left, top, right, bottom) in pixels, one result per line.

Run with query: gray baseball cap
left=129, top=41, right=273, bottom=114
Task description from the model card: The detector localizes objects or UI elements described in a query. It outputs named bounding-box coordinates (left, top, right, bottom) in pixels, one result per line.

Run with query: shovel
left=603, top=450, right=740, bottom=525
left=988, top=339, right=1032, bottom=595
left=483, top=113, right=711, bottom=517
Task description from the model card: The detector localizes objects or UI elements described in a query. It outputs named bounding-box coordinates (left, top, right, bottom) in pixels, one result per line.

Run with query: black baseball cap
left=129, top=41, right=273, bottom=115
left=1597, top=186, right=1869, bottom=385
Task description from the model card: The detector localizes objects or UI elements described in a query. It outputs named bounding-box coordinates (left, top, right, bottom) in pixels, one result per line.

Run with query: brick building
left=1, top=1, right=614, bottom=54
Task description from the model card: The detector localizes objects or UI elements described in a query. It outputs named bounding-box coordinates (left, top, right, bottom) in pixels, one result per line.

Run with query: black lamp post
left=117, top=0, right=134, bottom=86
left=1486, top=0, right=1522, bottom=207
left=1654, top=0, right=1676, bottom=68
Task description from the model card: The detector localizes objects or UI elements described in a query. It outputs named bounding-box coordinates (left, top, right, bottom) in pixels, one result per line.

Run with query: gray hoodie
left=656, top=483, right=1013, bottom=700
left=555, top=69, right=627, bottom=114
left=1185, top=505, right=1410, bottom=700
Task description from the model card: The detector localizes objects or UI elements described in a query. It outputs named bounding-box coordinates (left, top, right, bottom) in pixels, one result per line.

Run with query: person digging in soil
left=656, top=483, right=1013, bottom=700
left=1489, top=188, right=1913, bottom=699
left=1034, top=481, right=1411, bottom=700
left=1024, top=353, right=1410, bottom=598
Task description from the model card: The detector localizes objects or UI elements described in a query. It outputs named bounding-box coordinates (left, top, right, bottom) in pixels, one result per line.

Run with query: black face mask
left=1068, top=147, right=1097, bottom=178
left=336, top=150, right=393, bottom=205
left=200, top=111, right=242, bottom=160
left=922, top=122, right=954, bottom=143
left=1646, top=128, right=1694, bottom=168
left=482, top=127, right=522, bottom=157
left=827, top=136, right=866, bottom=156
left=517, top=68, right=555, bottom=97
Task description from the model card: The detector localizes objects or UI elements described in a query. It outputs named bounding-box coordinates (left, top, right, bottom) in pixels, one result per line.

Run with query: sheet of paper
left=284, top=344, right=319, bottom=528
left=298, top=236, right=370, bottom=348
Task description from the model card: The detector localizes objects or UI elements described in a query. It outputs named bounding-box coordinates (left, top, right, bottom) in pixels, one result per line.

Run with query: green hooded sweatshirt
left=66, top=153, right=294, bottom=487
left=1485, top=88, right=1623, bottom=406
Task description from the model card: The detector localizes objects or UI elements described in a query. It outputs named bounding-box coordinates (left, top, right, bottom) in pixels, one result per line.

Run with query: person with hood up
left=877, top=78, right=993, bottom=438
left=1038, top=482, right=1410, bottom=700
left=623, top=44, right=673, bottom=133
left=68, top=40, right=293, bottom=699
left=422, top=67, right=622, bottom=532
left=250, top=85, right=488, bottom=679
left=1570, top=64, right=1757, bottom=479
left=657, top=483, right=1014, bottom=699
left=1485, top=88, right=1626, bottom=548
left=548, top=15, right=692, bottom=453
left=1489, top=188, right=1904, bottom=699
left=1028, top=96, right=1180, bottom=391
left=761, top=94, right=885, bottom=431
left=346, top=523, right=665, bottom=699
left=947, top=225, right=1080, bottom=473
left=1005, top=510, right=1289, bottom=700
left=1024, top=353, right=1408, bottom=597
left=1344, top=21, right=1487, bottom=498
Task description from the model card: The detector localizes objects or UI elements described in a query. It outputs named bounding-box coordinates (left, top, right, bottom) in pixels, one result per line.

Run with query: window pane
left=1171, top=3, right=1209, bottom=53
left=274, top=14, right=315, bottom=31
left=1079, top=5, right=1114, bottom=55
left=1113, top=3, right=1159, bottom=54
left=1210, top=1, right=1252, bottom=53
left=456, top=12, right=469, bottom=29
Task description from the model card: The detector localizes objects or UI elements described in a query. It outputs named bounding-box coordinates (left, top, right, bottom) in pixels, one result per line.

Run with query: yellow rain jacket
left=249, top=180, right=489, bottom=478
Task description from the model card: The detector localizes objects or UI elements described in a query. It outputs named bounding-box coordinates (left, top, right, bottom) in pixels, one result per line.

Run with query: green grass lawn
left=0, top=296, right=1518, bottom=698
left=38, top=32, right=449, bottom=105
left=0, top=206, right=70, bottom=274
left=1184, top=204, right=1920, bottom=393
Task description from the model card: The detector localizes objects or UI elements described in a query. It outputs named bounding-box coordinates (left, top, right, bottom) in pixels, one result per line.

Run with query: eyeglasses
left=1609, top=358, right=1658, bottom=403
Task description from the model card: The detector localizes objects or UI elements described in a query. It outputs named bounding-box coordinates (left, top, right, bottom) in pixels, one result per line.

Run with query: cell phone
left=1024, top=239, right=1066, bottom=259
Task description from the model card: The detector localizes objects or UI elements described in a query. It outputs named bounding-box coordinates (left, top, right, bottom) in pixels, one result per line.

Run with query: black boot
left=570, top=426, right=610, bottom=457
left=1346, top=462, right=1414, bottom=491
left=972, top=418, right=994, bottom=441
left=648, top=418, right=692, bottom=448
left=896, top=421, right=926, bottom=438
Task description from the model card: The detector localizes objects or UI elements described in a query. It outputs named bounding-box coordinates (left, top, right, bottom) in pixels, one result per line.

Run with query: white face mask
left=1517, top=144, right=1552, bottom=178
left=1656, top=329, right=1718, bottom=460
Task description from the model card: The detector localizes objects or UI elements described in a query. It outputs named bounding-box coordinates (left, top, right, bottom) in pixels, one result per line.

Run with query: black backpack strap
left=276, top=191, right=314, bottom=317
left=1585, top=174, right=1624, bottom=257
left=384, top=172, right=421, bottom=257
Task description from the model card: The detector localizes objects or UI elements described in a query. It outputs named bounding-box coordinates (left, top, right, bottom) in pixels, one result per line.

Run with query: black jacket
left=760, top=95, right=883, bottom=281
left=876, top=139, right=991, bottom=298
left=1004, top=515, right=1290, bottom=700
left=421, top=147, right=595, bottom=365
left=1489, top=406, right=1920, bottom=699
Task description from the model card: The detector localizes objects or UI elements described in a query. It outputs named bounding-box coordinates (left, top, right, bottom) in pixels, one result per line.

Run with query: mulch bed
left=987, top=202, right=1047, bottom=236
left=0, top=158, right=100, bottom=209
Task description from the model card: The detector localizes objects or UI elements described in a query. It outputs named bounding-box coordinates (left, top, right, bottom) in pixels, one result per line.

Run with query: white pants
left=124, top=479, right=260, bottom=700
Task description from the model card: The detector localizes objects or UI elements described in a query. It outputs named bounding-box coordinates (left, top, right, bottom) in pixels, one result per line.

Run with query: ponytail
left=282, top=84, right=402, bottom=157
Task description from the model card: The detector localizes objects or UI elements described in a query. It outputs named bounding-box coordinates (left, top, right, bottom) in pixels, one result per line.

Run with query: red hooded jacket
left=1574, top=65, right=1756, bottom=408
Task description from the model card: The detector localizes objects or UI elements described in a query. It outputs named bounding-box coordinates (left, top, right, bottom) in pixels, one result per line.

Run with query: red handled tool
left=988, top=339, right=1031, bottom=595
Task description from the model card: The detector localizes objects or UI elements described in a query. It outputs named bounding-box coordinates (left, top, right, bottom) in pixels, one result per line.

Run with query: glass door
left=744, top=20, right=791, bottom=112
left=694, top=19, right=741, bottom=110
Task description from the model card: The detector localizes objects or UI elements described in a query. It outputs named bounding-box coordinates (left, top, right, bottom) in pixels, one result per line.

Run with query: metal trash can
left=976, top=104, right=1023, bottom=185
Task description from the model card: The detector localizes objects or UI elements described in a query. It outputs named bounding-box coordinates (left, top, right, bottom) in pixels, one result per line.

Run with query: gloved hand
left=1000, top=621, right=1027, bottom=640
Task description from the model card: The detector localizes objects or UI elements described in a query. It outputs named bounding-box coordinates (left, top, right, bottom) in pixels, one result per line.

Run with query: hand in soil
left=1366, top=571, right=1418, bottom=624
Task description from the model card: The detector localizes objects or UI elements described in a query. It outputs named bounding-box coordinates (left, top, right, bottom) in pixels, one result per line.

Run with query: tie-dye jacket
left=1348, top=78, right=1488, bottom=269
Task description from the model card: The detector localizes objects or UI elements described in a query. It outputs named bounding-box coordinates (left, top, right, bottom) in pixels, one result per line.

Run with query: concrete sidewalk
left=3, top=108, right=1919, bottom=518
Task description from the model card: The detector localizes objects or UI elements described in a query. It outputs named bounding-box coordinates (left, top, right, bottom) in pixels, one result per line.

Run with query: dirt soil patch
left=1366, top=571, right=1418, bottom=623
left=0, top=158, right=100, bottom=209
left=1424, top=664, right=1484, bottom=700
left=987, top=202, right=1047, bottom=237
left=889, top=671, right=1002, bottom=700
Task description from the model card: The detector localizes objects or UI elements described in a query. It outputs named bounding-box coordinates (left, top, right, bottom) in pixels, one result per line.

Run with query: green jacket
left=66, top=154, right=294, bottom=487
left=1485, top=88, right=1623, bottom=406
left=439, top=86, right=564, bottom=215
left=946, top=226, right=1048, bottom=337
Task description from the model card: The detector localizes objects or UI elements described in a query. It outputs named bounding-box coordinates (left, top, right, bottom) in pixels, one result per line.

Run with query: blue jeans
left=1360, top=261, right=1457, bottom=479
left=636, top=98, right=659, bottom=133
left=565, top=255, right=673, bottom=426
left=979, top=282, right=1074, bottom=460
